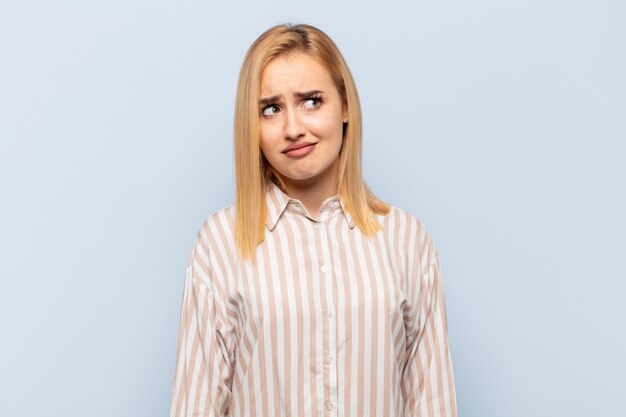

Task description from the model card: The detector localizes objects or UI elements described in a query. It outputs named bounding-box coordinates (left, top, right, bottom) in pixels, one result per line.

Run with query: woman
left=169, top=23, right=457, bottom=417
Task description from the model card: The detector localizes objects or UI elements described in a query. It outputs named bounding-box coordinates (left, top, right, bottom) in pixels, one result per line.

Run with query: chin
left=284, top=171, right=319, bottom=181
left=274, top=165, right=321, bottom=181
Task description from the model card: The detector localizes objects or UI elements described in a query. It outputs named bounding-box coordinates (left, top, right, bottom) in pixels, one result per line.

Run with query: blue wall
left=1, top=1, right=624, bottom=416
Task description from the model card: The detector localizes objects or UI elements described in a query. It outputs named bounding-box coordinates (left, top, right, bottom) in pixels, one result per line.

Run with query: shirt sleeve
left=169, top=230, right=237, bottom=417
left=402, top=236, right=457, bottom=417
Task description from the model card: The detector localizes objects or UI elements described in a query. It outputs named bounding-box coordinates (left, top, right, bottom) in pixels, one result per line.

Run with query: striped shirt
left=169, top=180, right=457, bottom=417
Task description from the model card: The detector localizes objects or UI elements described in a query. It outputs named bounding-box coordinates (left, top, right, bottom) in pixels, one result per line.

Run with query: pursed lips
left=282, top=142, right=317, bottom=153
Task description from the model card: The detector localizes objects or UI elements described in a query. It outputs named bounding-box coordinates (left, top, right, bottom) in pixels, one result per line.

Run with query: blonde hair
left=233, top=22, right=391, bottom=263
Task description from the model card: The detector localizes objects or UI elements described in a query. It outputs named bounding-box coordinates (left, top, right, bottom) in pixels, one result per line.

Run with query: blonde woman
left=169, top=23, right=457, bottom=417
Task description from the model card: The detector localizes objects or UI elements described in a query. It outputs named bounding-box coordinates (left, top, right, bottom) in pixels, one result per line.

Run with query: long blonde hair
left=233, top=23, right=391, bottom=263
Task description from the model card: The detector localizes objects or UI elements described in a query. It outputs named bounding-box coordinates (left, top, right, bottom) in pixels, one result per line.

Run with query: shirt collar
left=265, top=180, right=356, bottom=231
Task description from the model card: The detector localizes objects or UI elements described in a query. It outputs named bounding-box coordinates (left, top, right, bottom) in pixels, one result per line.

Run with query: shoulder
left=382, top=205, right=439, bottom=258
left=382, top=205, right=431, bottom=238
left=189, top=204, right=236, bottom=254
left=383, top=207, right=444, bottom=288
left=185, top=204, right=237, bottom=277
left=195, top=204, right=236, bottom=236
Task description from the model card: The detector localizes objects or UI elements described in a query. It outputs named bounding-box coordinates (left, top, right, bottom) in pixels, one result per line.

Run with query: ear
left=342, top=102, right=348, bottom=122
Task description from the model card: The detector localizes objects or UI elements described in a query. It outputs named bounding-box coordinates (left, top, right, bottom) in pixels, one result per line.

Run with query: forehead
left=260, top=52, right=335, bottom=95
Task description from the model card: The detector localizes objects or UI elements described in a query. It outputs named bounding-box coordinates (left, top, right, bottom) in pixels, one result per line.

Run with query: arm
left=402, top=238, right=457, bottom=417
left=169, top=231, right=237, bottom=417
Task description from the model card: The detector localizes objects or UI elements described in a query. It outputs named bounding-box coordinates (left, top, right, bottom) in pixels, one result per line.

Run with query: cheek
left=306, top=112, right=342, bottom=138
left=259, top=123, right=282, bottom=152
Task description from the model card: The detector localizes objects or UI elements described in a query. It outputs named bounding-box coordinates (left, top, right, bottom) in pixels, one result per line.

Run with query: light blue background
left=1, top=1, right=624, bottom=416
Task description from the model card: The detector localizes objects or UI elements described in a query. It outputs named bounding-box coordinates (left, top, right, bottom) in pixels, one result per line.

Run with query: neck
left=279, top=157, right=340, bottom=218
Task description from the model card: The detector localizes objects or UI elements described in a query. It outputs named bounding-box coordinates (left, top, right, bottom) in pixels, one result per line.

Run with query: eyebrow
left=259, top=90, right=324, bottom=106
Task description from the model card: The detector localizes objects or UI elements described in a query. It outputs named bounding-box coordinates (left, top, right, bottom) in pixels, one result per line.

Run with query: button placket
left=316, top=208, right=338, bottom=416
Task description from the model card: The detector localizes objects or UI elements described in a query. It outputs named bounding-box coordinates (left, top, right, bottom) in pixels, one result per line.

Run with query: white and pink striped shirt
left=169, top=180, right=457, bottom=417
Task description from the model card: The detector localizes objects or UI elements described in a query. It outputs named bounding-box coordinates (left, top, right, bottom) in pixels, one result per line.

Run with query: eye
left=302, top=96, right=323, bottom=110
left=261, top=104, right=280, bottom=118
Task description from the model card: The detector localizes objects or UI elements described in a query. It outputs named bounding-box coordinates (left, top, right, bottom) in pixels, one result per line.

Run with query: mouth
left=282, top=141, right=316, bottom=154
left=282, top=142, right=317, bottom=157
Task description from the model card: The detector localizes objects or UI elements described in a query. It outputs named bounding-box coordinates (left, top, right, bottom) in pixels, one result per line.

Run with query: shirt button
left=325, top=402, right=335, bottom=412
left=324, top=355, right=334, bottom=365
left=320, top=265, right=328, bottom=273
left=326, top=310, right=334, bottom=319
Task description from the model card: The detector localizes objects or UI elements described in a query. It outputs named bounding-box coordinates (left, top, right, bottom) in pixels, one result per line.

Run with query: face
left=258, top=52, right=347, bottom=188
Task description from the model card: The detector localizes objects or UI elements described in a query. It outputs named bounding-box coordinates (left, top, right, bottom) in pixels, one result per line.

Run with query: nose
left=284, top=108, right=305, bottom=140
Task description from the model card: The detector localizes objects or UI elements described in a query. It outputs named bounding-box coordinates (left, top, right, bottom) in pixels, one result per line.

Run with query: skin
left=259, top=51, right=347, bottom=219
